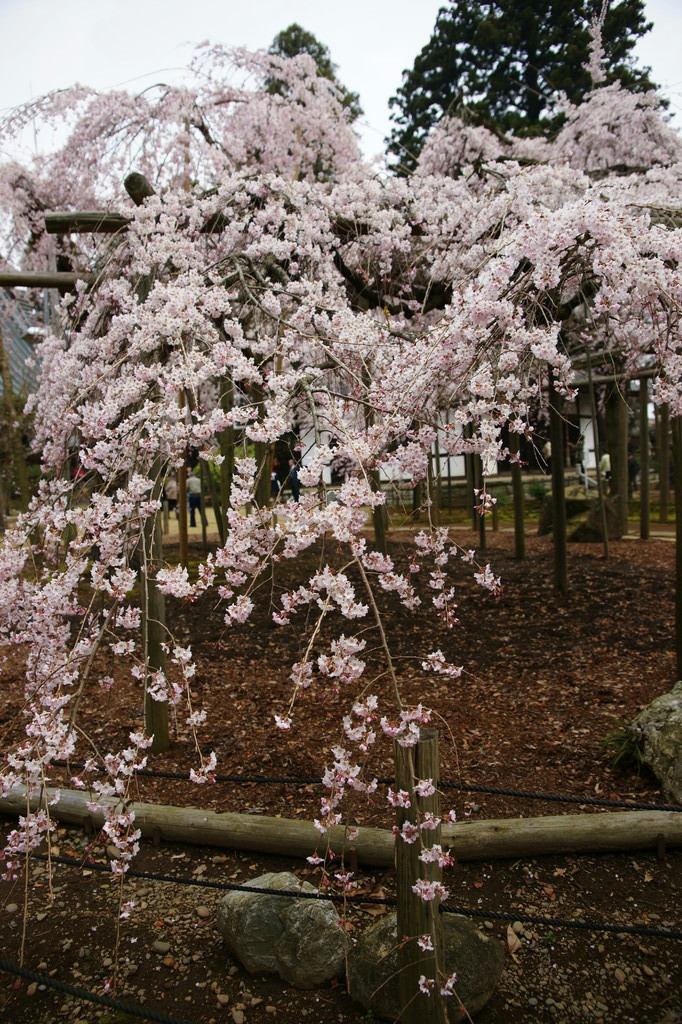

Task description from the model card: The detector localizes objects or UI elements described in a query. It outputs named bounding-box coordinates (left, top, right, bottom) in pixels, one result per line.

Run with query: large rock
left=216, top=871, right=344, bottom=988
left=631, top=682, right=682, bottom=803
left=348, top=913, right=504, bottom=1021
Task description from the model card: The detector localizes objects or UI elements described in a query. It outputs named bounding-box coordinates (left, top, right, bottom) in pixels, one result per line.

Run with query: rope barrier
left=34, top=853, right=682, bottom=941
left=39, top=760, right=682, bottom=813
left=0, top=958, right=197, bottom=1024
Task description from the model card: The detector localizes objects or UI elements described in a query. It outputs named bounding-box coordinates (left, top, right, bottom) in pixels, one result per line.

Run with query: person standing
left=164, top=474, right=178, bottom=517
left=288, top=459, right=300, bottom=502
left=187, top=469, right=207, bottom=527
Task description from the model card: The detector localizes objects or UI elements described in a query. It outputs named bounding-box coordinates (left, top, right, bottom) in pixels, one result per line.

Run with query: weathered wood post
left=605, top=382, right=629, bottom=536
left=0, top=326, right=30, bottom=512
left=658, top=403, right=670, bottom=523
left=672, top=416, right=682, bottom=680
left=548, top=370, right=568, bottom=594
left=586, top=350, right=609, bottom=559
left=473, top=455, right=486, bottom=552
left=141, top=506, right=169, bottom=753
left=394, top=728, right=447, bottom=1024
left=639, top=376, right=650, bottom=541
left=509, top=430, right=525, bottom=560
left=124, top=170, right=189, bottom=567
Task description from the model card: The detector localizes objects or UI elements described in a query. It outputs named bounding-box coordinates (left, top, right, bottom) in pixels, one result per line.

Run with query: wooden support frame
left=44, top=211, right=131, bottom=234
left=0, top=271, right=94, bottom=288
left=2, top=786, right=681, bottom=864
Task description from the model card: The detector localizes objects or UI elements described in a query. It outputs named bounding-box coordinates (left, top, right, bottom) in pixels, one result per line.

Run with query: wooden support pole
left=0, top=271, right=94, bottom=289
left=395, top=729, right=447, bottom=1024
left=2, top=788, right=682, bottom=864
left=199, top=461, right=209, bottom=553
left=126, top=156, right=185, bottom=567
left=44, top=211, right=131, bottom=234
left=140, top=466, right=170, bottom=754
left=178, top=456, right=189, bottom=568
left=605, top=385, right=630, bottom=536
left=0, top=326, right=30, bottom=512
left=218, top=375, right=235, bottom=541
left=586, top=350, right=609, bottom=559
left=659, top=404, right=670, bottom=523
left=549, top=372, right=568, bottom=595
left=640, top=377, right=650, bottom=541
left=473, top=455, right=486, bottom=552
left=430, top=438, right=442, bottom=528
left=509, top=430, right=525, bottom=560
left=672, top=416, right=682, bottom=680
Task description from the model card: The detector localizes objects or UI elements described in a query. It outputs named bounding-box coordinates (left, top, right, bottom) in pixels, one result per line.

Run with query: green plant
left=600, top=726, right=644, bottom=773
left=527, top=478, right=549, bottom=502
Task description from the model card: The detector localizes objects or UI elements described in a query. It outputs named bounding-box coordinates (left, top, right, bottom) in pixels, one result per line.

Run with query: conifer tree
left=269, top=23, right=362, bottom=121
left=388, top=0, right=656, bottom=171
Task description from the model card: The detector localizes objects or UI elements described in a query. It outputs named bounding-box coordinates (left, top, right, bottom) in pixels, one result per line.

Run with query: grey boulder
left=631, top=681, right=682, bottom=802
left=217, top=871, right=344, bottom=988
left=348, top=912, right=504, bottom=1021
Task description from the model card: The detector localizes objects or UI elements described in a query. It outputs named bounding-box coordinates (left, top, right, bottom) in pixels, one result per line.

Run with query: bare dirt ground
left=0, top=526, right=681, bottom=1023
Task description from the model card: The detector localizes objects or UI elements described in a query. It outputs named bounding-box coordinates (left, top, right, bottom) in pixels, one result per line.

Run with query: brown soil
left=1, top=527, right=681, bottom=1023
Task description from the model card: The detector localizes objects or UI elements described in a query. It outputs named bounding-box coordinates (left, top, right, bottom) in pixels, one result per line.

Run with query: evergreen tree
left=388, top=0, right=657, bottom=171
left=269, top=23, right=363, bottom=122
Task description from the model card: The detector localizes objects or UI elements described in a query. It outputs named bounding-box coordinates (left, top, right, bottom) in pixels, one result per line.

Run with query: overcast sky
left=1, top=0, right=681, bottom=161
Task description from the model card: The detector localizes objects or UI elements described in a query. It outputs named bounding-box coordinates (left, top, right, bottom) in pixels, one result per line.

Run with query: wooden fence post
left=549, top=370, right=568, bottom=595
left=509, top=430, right=525, bottom=560
left=395, top=728, right=447, bottom=1024
left=659, top=403, right=670, bottom=523
left=639, top=377, right=650, bottom=541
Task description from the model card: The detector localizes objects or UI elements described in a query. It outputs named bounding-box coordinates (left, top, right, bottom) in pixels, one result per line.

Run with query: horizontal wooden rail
left=44, top=211, right=132, bottom=234
left=0, top=271, right=94, bottom=289
left=1, top=787, right=680, bottom=865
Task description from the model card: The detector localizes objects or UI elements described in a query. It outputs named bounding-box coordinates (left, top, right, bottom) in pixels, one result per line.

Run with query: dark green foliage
left=388, top=0, right=657, bottom=172
left=601, top=725, right=645, bottom=773
left=269, top=23, right=363, bottom=122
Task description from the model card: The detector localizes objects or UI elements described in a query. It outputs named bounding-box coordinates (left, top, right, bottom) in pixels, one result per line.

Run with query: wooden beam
left=2, top=787, right=681, bottom=864
left=395, top=729, right=447, bottom=1023
left=0, top=271, right=94, bottom=289
left=44, top=211, right=132, bottom=234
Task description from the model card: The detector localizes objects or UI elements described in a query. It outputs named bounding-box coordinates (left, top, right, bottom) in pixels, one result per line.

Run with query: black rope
left=439, top=782, right=682, bottom=814
left=33, top=853, right=395, bottom=907
left=0, top=958, right=197, bottom=1024
left=42, top=760, right=682, bottom=813
left=438, top=904, right=682, bottom=940
left=34, top=853, right=682, bottom=941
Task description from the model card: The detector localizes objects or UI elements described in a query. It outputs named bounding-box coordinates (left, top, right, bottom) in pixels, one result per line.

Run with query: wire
left=41, top=760, right=682, bottom=813
left=33, top=853, right=682, bottom=941
left=0, top=958, right=197, bottom=1024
